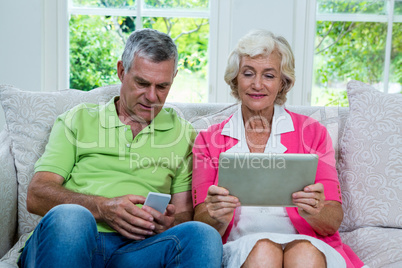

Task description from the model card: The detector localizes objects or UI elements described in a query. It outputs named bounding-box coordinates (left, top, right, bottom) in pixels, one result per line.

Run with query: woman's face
left=237, top=53, right=282, bottom=114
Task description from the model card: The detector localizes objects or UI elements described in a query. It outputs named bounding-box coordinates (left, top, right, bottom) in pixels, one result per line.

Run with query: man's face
left=117, top=55, right=177, bottom=123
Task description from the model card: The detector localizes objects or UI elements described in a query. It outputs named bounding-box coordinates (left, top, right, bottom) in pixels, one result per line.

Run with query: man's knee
left=40, top=204, right=97, bottom=236
left=179, top=221, right=222, bottom=243
left=20, top=205, right=98, bottom=268
left=176, top=221, right=222, bottom=265
left=172, top=221, right=222, bottom=256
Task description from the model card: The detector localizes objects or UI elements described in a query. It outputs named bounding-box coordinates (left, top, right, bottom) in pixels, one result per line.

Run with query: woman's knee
left=253, top=239, right=282, bottom=252
left=284, top=240, right=326, bottom=268
left=242, top=239, right=283, bottom=268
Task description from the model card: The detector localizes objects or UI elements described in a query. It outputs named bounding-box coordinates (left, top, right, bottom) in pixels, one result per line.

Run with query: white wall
left=0, top=0, right=43, bottom=131
left=230, top=0, right=297, bottom=102
left=209, top=0, right=314, bottom=104
left=231, top=0, right=295, bottom=46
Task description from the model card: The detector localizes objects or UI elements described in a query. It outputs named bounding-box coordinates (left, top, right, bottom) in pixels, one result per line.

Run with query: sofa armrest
left=0, top=129, right=18, bottom=258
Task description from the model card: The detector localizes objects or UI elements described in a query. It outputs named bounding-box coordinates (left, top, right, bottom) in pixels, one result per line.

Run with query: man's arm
left=170, top=190, right=193, bottom=225
left=27, top=171, right=103, bottom=217
left=27, top=171, right=157, bottom=240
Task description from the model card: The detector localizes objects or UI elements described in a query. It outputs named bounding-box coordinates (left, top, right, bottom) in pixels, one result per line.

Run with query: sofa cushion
left=0, top=129, right=17, bottom=258
left=340, top=227, right=402, bottom=267
left=165, top=102, right=238, bottom=132
left=338, top=80, right=402, bottom=232
left=0, top=84, right=121, bottom=237
left=0, top=233, right=30, bottom=266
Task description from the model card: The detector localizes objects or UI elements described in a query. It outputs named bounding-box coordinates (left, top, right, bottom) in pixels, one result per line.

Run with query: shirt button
left=126, top=144, right=130, bottom=148
left=124, top=127, right=127, bottom=131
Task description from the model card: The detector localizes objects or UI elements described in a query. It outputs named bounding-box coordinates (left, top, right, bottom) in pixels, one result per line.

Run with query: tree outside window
left=312, top=0, right=401, bottom=107
left=69, top=0, right=209, bottom=103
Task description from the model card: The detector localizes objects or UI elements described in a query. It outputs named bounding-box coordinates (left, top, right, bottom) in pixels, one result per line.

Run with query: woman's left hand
left=292, top=183, right=325, bottom=217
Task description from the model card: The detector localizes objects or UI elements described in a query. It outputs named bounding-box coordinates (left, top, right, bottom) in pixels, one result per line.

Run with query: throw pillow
left=0, top=84, right=120, bottom=236
left=338, top=80, right=402, bottom=232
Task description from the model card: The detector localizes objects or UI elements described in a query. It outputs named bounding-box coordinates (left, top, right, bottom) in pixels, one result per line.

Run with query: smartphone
left=144, top=192, right=171, bottom=214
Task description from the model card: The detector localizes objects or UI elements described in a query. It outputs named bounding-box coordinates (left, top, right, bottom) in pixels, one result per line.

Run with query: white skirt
left=223, top=232, right=346, bottom=268
left=223, top=207, right=346, bottom=268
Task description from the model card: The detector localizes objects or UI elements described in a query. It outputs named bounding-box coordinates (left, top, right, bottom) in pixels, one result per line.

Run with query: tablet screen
left=218, top=153, right=318, bottom=207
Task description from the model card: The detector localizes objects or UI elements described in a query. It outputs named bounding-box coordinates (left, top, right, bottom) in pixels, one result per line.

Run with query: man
left=18, top=29, right=222, bottom=267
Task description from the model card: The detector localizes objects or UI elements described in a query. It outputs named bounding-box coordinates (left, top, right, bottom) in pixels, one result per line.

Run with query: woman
left=192, top=30, right=364, bottom=267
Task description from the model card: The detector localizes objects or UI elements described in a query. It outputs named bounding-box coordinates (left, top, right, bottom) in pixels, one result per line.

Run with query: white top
left=223, top=104, right=298, bottom=242
left=221, top=104, right=294, bottom=154
left=221, top=105, right=346, bottom=268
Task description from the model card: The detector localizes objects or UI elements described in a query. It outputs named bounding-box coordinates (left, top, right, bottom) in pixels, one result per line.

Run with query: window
left=68, top=0, right=210, bottom=103
left=312, top=0, right=401, bottom=106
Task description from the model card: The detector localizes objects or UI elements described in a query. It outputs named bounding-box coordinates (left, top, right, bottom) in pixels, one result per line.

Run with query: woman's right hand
left=204, top=185, right=241, bottom=226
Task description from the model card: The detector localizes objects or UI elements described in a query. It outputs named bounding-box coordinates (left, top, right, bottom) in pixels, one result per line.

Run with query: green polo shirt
left=35, top=97, right=196, bottom=232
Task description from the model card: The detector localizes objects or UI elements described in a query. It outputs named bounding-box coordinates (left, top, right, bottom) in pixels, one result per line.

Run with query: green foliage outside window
left=70, top=0, right=400, bottom=104
left=70, top=15, right=209, bottom=93
left=73, top=0, right=208, bottom=9
left=70, top=0, right=209, bottom=102
left=70, top=15, right=121, bottom=91
left=313, top=1, right=402, bottom=106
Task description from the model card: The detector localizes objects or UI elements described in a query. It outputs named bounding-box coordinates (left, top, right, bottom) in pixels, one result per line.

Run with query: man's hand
left=97, top=195, right=156, bottom=240
left=142, top=204, right=176, bottom=234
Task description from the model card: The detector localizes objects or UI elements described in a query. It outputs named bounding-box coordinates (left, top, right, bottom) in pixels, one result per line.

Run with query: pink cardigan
left=192, top=110, right=364, bottom=268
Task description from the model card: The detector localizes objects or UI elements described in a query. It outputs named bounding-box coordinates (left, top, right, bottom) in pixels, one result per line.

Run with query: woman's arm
left=290, top=115, right=344, bottom=236
left=192, top=121, right=240, bottom=237
left=194, top=185, right=240, bottom=237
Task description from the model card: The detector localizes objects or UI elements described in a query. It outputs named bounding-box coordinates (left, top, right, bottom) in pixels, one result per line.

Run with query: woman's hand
left=205, top=185, right=241, bottom=226
left=292, top=183, right=344, bottom=236
left=292, top=183, right=325, bottom=217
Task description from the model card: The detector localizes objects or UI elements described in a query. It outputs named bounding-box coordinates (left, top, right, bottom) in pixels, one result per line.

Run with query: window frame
left=46, top=0, right=400, bottom=103
left=49, top=0, right=214, bottom=99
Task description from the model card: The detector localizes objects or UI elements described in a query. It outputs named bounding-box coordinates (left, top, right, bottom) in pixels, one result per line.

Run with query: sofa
left=0, top=80, right=401, bottom=267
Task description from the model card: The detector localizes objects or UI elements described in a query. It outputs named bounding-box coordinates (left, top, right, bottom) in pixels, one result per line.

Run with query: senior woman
left=192, top=30, right=364, bottom=268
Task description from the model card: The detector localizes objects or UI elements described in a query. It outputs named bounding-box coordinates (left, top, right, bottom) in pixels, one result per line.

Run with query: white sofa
left=0, top=81, right=401, bottom=267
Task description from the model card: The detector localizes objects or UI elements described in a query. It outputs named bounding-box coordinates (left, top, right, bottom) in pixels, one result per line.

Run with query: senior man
left=18, top=29, right=222, bottom=267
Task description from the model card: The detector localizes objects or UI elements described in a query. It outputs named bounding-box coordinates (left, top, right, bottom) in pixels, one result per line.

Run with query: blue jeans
left=18, top=204, right=222, bottom=267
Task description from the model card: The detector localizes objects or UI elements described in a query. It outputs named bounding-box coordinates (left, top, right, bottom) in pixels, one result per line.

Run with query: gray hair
left=121, top=28, right=178, bottom=73
left=224, top=29, right=296, bottom=105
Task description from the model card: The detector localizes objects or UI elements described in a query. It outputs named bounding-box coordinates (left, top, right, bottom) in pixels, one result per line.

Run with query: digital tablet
left=218, top=153, right=318, bottom=207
